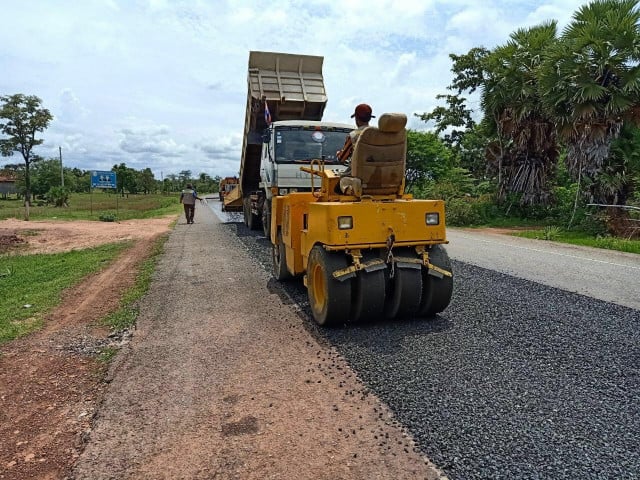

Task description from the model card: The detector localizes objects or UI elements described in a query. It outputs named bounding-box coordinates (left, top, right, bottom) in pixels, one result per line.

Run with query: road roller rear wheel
left=272, top=231, right=291, bottom=281
left=418, top=244, right=453, bottom=317
left=351, top=253, right=385, bottom=323
left=384, top=264, right=422, bottom=319
left=307, top=246, right=351, bottom=326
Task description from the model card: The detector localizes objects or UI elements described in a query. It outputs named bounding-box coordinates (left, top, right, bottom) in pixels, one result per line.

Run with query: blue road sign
left=91, top=171, right=117, bottom=189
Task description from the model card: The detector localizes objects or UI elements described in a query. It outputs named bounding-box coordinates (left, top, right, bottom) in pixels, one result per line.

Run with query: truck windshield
left=274, top=126, right=352, bottom=164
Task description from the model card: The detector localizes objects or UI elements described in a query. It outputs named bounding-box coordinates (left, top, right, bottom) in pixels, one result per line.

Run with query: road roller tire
left=351, top=252, right=386, bottom=323
left=384, top=265, right=422, bottom=319
left=307, top=246, right=351, bottom=326
left=418, top=245, right=453, bottom=317
left=272, top=231, right=291, bottom=281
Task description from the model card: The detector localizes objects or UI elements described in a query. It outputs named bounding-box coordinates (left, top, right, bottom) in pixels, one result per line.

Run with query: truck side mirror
left=262, top=130, right=271, bottom=144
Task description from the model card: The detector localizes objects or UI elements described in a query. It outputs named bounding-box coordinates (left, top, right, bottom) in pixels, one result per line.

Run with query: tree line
left=407, top=0, right=640, bottom=237
left=0, top=94, right=222, bottom=209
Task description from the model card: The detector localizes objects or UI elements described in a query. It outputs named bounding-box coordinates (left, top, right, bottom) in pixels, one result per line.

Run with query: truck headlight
left=425, top=212, right=440, bottom=225
left=279, top=188, right=288, bottom=195
left=337, top=216, right=353, bottom=230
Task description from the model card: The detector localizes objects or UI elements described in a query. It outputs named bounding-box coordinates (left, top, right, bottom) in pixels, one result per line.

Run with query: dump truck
left=228, top=51, right=351, bottom=236
left=237, top=51, right=454, bottom=325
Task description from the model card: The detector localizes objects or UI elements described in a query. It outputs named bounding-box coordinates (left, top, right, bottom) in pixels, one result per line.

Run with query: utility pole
left=59, top=146, right=64, bottom=187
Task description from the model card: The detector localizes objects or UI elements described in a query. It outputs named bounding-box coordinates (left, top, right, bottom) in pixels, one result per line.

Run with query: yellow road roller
left=270, top=113, right=453, bottom=326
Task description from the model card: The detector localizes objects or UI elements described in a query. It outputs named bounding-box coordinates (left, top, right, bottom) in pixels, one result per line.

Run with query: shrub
left=443, top=194, right=501, bottom=226
left=46, top=186, right=70, bottom=207
left=99, top=212, right=117, bottom=222
left=541, top=225, right=562, bottom=241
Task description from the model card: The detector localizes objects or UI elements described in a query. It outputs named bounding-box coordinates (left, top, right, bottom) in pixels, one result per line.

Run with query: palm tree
left=538, top=0, right=640, bottom=201
left=481, top=22, right=560, bottom=205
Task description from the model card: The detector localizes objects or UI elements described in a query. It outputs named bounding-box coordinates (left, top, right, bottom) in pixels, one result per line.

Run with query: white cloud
left=118, top=123, right=189, bottom=158
left=0, top=0, right=587, bottom=179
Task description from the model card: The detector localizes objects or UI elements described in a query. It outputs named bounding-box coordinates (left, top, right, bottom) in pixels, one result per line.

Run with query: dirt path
left=1, top=212, right=446, bottom=479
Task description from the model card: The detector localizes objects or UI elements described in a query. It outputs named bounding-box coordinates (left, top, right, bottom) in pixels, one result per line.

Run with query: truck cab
left=260, top=121, right=352, bottom=198
left=252, top=121, right=352, bottom=237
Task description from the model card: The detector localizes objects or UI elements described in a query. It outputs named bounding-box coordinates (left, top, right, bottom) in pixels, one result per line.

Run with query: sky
left=0, top=0, right=587, bottom=180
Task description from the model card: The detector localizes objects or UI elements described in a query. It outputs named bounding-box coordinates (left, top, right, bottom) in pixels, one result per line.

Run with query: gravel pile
left=222, top=220, right=640, bottom=480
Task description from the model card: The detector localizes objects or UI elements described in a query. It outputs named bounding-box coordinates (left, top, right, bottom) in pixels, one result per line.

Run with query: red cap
left=350, top=103, right=375, bottom=120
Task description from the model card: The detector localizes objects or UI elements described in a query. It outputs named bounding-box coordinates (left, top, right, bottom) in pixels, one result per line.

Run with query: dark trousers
left=183, top=204, right=195, bottom=223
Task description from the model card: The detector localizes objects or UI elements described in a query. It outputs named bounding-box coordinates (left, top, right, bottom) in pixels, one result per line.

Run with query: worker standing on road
left=180, top=183, right=202, bottom=224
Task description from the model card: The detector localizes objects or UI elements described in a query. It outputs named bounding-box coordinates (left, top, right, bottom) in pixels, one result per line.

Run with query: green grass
left=102, top=234, right=169, bottom=331
left=97, top=346, right=118, bottom=363
left=513, top=228, right=640, bottom=254
left=469, top=217, right=545, bottom=229
left=0, top=192, right=183, bottom=221
left=0, top=243, right=129, bottom=343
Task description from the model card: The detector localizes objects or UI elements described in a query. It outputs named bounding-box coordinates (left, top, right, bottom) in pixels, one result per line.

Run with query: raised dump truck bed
left=239, top=51, right=328, bottom=200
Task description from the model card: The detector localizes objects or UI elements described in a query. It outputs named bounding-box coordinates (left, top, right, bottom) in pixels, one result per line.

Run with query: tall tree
left=417, top=48, right=493, bottom=194
left=0, top=94, right=53, bottom=210
left=178, top=170, right=192, bottom=184
left=482, top=22, right=560, bottom=205
left=138, top=168, right=156, bottom=194
left=31, top=158, right=67, bottom=196
left=538, top=0, right=640, bottom=205
left=405, top=130, right=453, bottom=191
left=417, top=94, right=476, bottom=151
left=112, top=163, right=137, bottom=196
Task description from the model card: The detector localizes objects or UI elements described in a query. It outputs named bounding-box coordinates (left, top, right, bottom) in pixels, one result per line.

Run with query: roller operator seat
left=350, top=113, right=407, bottom=196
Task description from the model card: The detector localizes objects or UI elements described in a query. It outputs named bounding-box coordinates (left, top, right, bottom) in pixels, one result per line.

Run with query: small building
left=0, top=176, right=17, bottom=199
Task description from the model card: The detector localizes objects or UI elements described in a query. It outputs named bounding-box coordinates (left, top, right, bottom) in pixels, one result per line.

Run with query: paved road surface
left=446, top=228, right=640, bottom=310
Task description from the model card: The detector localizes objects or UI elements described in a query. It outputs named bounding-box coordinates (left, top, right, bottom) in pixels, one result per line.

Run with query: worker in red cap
left=337, top=103, right=375, bottom=164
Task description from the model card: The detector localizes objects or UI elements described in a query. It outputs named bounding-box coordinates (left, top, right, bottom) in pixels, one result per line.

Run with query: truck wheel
left=418, top=245, right=453, bottom=317
left=272, top=231, right=291, bottom=281
left=262, top=200, right=271, bottom=238
left=384, top=265, right=422, bottom=319
left=246, top=202, right=261, bottom=230
left=307, top=246, right=351, bottom=326
left=243, top=197, right=251, bottom=227
left=351, top=252, right=385, bottom=323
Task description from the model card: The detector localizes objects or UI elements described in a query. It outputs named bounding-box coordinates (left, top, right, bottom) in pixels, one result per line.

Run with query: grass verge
left=0, top=192, right=183, bottom=221
left=102, top=233, right=169, bottom=331
left=0, top=243, right=129, bottom=343
left=513, top=228, right=640, bottom=254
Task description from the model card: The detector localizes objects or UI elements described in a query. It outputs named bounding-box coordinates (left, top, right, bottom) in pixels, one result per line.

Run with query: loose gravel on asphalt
left=216, top=203, right=640, bottom=480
